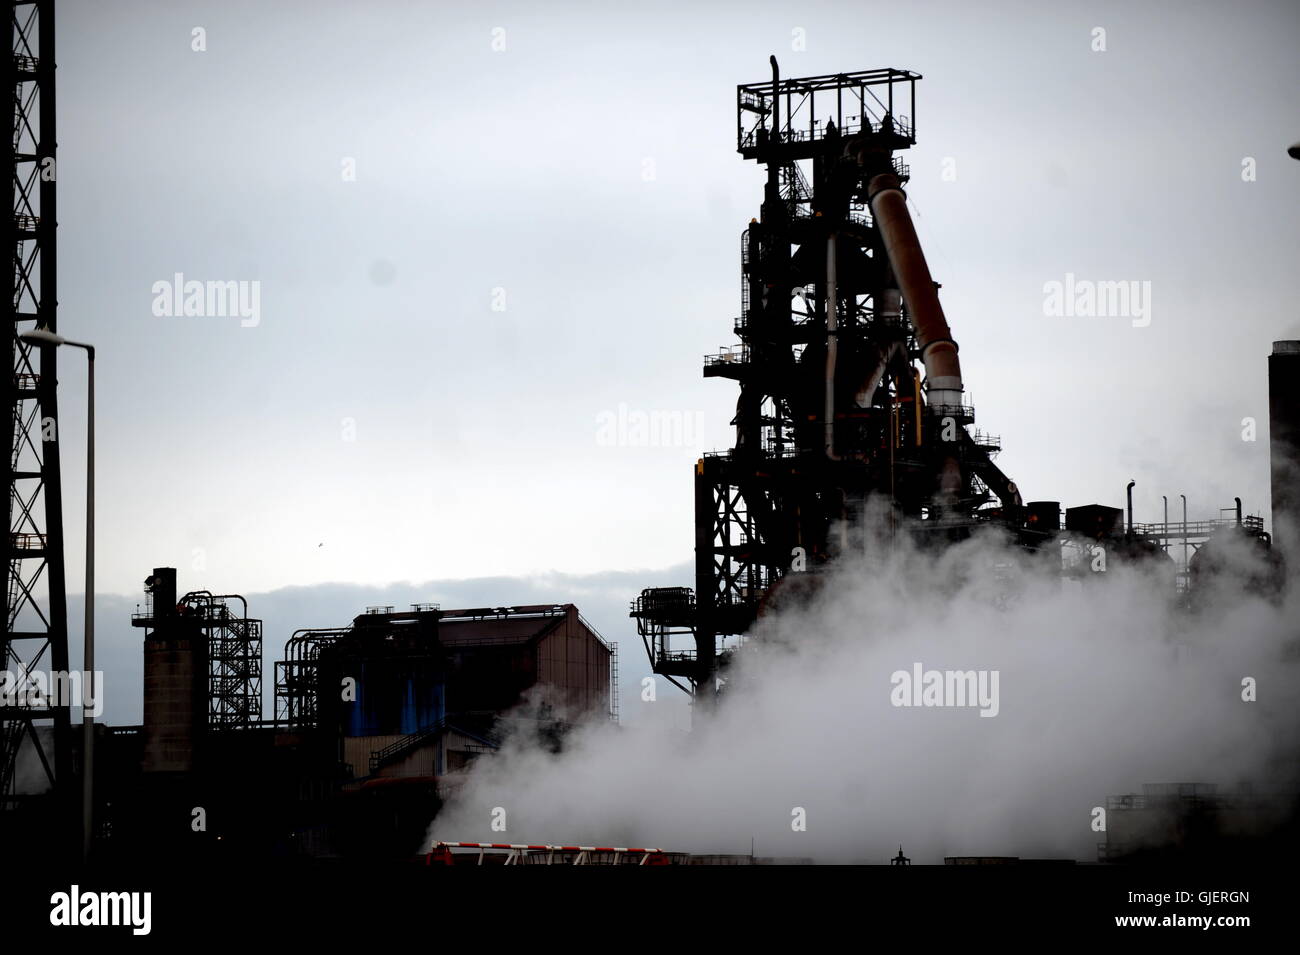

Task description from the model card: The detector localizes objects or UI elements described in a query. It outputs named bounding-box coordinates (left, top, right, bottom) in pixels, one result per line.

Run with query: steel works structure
left=129, top=570, right=263, bottom=775
left=276, top=603, right=617, bottom=739
left=634, top=62, right=1026, bottom=706
left=95, top=590, right=618, bottom=862
left=2, top=0, right=70, bottom=817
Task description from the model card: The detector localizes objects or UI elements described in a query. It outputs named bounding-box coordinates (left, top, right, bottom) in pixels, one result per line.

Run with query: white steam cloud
left=429, top=524, right=1300, bottom=863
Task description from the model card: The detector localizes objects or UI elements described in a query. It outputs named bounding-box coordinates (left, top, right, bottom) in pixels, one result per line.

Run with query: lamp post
left=19, top=326, right=94, bottom=862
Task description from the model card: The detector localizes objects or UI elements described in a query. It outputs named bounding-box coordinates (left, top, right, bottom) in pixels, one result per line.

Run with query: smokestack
left=1127, top=480, right=1135, bottom=536
left=1269, top=341, right=1300, bottom=551
left=140, top=568, right=205, bottom=773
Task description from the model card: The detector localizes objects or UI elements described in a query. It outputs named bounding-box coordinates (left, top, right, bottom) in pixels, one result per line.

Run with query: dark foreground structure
left=1102, top=783, right=1300, bottom=864
left=78, top=569, right=615, bottom=863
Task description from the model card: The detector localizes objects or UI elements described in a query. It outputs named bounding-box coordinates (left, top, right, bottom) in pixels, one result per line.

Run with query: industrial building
left=82, top=569, right=616, bottom=862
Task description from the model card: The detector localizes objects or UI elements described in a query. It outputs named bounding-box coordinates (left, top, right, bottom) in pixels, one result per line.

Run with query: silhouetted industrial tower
left=634, top=60, right=1025, bottom=709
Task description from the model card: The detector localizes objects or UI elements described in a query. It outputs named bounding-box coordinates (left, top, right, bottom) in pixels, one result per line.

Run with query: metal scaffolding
left=2, top=0, right=70, bottom=816
left=276, top=627, right=351, bottom=729
left=131, top=587, right=264, bottom=731
left=182, top=592, right=263, bottom=730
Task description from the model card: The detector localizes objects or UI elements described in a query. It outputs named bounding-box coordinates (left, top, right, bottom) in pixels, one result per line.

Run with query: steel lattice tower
left=634, top=62, right=1027, bottom=711
left=2, top=0, right=71, bottom=816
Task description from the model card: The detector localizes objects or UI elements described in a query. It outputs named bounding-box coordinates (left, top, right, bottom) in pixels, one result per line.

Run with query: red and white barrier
left=427, top=841, right=672, bottom=865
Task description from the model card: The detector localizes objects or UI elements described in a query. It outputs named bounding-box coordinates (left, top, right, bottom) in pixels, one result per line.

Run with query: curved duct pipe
left=179, top=589, right=248, bottom=621
left=866, top=173, right=963, bottom=409
left=867, top=172, right=963, bottom=501
left=853, top=288, right=904, bottom=408
left=961, top=432, right=1023, bottom=511
left=854, top=339, right=905, bottom=409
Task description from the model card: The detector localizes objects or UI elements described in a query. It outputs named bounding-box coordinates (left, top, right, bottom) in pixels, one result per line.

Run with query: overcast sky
left=40, top=0, right=1299, bottom=717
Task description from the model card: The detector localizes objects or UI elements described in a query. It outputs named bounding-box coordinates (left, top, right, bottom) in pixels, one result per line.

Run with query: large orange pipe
left=867, top=172, right=963, bottom=410
left=868, top=171, right=963, bottom=501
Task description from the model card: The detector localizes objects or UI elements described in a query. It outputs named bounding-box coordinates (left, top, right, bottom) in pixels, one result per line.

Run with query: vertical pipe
left=824, top=233, right=837, bottom=459
left=769, top=55, right=779, bottom=140
left=1181, top=494, right=1188, bottom=580
left=1163, top=495, right=1169, bottom=556
left=692, top=460, right=716, bottom=717
left=913, top=368, right=922, bottom=446
left=911, top=78, right=916, bottom=140
left=764, top=57, right=781, bottom=216
left=825, top=231, right=850, bottom=549
left=1235, top=497, right=1242, bottom=526
left=889, top=396, right=896, bottom=544
left=1126, top=480, right=1135, bottom=536
left=82, top=347, right=94, bottom=862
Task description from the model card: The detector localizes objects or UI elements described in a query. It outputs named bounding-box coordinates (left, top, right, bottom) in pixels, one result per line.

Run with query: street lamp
left=18, top=326, right=94, bottom=862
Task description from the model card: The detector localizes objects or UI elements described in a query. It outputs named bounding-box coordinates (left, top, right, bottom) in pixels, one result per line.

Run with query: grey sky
left=43, top=0, right=1299, bottom=710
